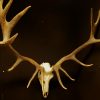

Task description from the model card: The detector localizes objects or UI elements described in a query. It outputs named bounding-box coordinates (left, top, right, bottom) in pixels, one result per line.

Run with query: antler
left=0, top=0, right=31, bottom=44
left=52, top=8, right=100, bottom=89
left=1, top=1, right=100, bottom=97
left=0, top=0, right=43, bottom=88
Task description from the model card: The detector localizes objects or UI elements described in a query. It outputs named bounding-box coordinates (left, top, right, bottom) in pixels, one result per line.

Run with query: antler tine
left=0, top=0, right=3, bottom=8
left=52, top=9, right=100, bottom=89
left=55, top=69, right=67, bottom=90
left=8, top=57, right=23, bottom=72
left=27, top=69, right=39, bottom=88
left=71, top=55, right=93, bottom=67
left=9, top=6, right=31, bottom=32
left=53, top=64, right=75, bottom=89
left=90, top=8, right=94, bottom=38
left=60, top=67, right=75, bottom=81
left=95, top=10, right=100, bottom=27
left=3, top=0, right=13, bottom=17
left=0, top=0, right=31, bottom=45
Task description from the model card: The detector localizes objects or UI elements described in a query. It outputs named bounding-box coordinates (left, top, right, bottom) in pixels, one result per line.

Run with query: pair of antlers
left=0, top=0, right=100, bottom=90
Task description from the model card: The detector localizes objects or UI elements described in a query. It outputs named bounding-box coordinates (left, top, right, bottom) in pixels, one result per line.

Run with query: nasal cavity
left=43, top=92, right=48, bottom=98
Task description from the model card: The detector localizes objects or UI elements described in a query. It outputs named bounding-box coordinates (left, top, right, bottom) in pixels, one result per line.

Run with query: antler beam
left=52, top=8, right=100, bottom=89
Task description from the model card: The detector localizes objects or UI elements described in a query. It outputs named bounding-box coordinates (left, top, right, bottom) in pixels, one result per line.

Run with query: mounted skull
left=1, top=0, right=100, bottom=98
left=38, top=63, right=54, bottom=98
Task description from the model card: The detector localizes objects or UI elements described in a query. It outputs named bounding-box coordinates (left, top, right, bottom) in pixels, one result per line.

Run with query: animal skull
left=38, top=63, right=54, bottom=98
left=1, top=0, right=100, bottom=98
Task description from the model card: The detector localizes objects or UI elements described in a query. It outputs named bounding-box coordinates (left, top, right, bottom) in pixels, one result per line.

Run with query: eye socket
left=38, top=71, right=41, bottom=76
left=43, top=81, right=45, bottom=84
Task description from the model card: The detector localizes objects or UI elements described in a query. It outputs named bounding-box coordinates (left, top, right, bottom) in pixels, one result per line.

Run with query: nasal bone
left=43, top=92, right=48, bottom=98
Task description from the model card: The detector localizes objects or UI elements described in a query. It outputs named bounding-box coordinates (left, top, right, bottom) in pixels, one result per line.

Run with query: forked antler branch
left=52, top=8, right=100, bottom=89
left=0, top=0, right=31, bottom=44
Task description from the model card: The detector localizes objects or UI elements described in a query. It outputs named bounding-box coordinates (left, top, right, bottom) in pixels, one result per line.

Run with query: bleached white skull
left=38, top=62, right=54, bottom=98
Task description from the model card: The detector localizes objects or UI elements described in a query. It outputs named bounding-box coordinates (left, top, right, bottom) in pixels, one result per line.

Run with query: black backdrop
left=0, top=0, right=100, bottom=100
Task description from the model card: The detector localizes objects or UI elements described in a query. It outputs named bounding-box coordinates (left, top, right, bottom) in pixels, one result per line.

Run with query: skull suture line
left=1, top=0, right=100, bottom=98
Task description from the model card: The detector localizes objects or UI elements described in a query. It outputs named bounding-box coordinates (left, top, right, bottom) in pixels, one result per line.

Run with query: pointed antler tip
left=72, top=78, right=75, bottom=81
left=87, top=63, right=93, bottom=67
left=7, top=70, right=10, bottom=72
left=27, top=85, right=29, bottom=88
left=28, top=5, right=31, bottom=8
left=64, top=87, right=67, bottom=90
left=27, top=5, right=31, bottom=9
left=7, top=68, right=12, bottom=72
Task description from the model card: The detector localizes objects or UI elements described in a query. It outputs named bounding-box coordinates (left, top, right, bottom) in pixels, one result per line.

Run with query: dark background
left=0, top=0, right=100, bottom=100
